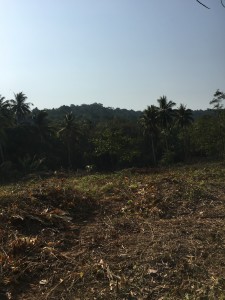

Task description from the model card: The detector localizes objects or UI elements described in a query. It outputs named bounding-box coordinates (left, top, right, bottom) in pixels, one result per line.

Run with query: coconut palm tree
left=0, top=128, right=6, bottom=163
left=175, top=104, right=193, bottom=159
left=10, top=92, right=33, bottom=124
left=0, top=95, right=11, bottom=116
left=32, top=110, right=54, bottom=143
left=157, top=96, right=176, bottom=151
left=0, top=114, right=8, bottom=163
left=140, top=105, right=159, bottom=164
left=58, top=112, right=80, bottom=169
left=175, top=104, right=193, bottom=129
left=157, top=96, right=176, bottom=129
left=0, top=95, right=12, bottom=163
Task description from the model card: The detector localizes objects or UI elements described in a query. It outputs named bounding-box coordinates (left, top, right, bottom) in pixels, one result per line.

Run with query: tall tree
left=210, top=89, right=225, bottom=110
left=175, top=104, right=193, bottom=159
left=157, top=96, right=176, bottom=151
left=58, top=112, right=80, bottom=169
left=0, top=95, right=12, bottom=163
left=175, top=104, right=193, bottom=129
left=209, top=90, right=225, bottom=156
left=157, top=96, right=176, bottom=128
left=140, top=105, right=159, bottom=165
left=32, top=110, right=53, bottom=143
left=10, top=92, right=33, bottom=124
left=0, top=95, right=11, bottom=117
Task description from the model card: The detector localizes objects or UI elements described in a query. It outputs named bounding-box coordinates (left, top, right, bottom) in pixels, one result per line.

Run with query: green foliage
left=92, top=123, right=140, bottom=170
left=210, top=89, right=225, bottom=110
left=157, top=95, right=176, bottom=130
left=140, top=105, right=159, bottom=164
left=18, top=155, right=45, bottom=173
left=140, top=96, right=194, bottom=164
left=58, top=112, right=81, bottom=168
left=175, top=104, right=193, bottom=129
left=160, top=150, right=176, bottom=165
left=0, top=161, right=19, bottom=182
left=46, top=102, right=141, bottom=123
left=190, top=113, right=225, bottom=158
left=0, top=90, right=224, bottom=173
left=10, top=92, right=33, bottom=124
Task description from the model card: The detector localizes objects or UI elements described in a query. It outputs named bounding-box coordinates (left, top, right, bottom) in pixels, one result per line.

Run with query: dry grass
left=1, top=162, right=225, bottom=299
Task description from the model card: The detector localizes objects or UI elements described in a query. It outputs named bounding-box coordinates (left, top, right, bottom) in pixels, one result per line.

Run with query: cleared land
left=1, top=162, right=225, bottom=299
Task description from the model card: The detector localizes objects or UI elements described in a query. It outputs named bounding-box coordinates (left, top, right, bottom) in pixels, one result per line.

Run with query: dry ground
left=1, top=162, right=225, bottom=299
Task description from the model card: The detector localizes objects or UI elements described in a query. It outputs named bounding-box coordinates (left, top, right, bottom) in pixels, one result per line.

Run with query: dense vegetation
left=0, top=90, right=224, bottom=180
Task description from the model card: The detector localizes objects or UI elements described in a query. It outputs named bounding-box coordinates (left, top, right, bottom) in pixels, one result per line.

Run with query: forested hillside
left=0, top=90, right=224, bottom=181
left=44, top=103, right=142, bottom=123
left=41, top=103, right=212, bottom=123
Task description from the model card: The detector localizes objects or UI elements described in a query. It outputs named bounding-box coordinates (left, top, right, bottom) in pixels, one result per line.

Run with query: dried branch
left=196, top=0, right=225, bottom=8
left=196, top=0, right=210, bottom=9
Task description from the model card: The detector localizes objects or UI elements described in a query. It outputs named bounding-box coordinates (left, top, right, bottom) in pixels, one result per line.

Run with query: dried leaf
left=39, top=279, right=48, bottom=285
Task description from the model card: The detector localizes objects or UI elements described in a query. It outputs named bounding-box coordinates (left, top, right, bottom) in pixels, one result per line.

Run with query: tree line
left=0, top=90, right=224, bottom=180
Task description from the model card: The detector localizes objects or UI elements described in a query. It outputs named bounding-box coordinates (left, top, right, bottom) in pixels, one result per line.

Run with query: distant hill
left=33, top=103, right=213, bottom=123
left=42, top=103, right=142, bottom=123
left=192, top=109, right=213, bottom=119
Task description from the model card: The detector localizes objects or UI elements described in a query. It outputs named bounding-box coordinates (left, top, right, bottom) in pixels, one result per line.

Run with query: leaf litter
left=0, top=162, right=225, bottom=299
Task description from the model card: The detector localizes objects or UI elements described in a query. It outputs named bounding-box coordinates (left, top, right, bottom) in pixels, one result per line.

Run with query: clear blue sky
left=0, top=0, right=224, bottom=111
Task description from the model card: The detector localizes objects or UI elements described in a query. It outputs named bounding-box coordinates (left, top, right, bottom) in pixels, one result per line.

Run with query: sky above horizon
left=0, top=0, right=225, bottom=111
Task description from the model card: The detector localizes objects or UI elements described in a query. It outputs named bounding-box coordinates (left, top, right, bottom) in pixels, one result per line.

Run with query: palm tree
left=157, top=96, right=176, bottom=151
left=0, top=95, right=12, bottom=163
left=175, top=104, right=193, bottom=129
left=32, top=110, right=53, bottom=143
left=0, top=95, right=11, bottom=116
left=10, top=92, right=33, bottom=124
left=209, top=90, right=225, bottom=156
left=0, top=127, right=6, bottom=163
left=175, top=104, right=193, bottom=159
left=140, top=105, right=159, bottom=164
left=157, top=96, right=176, bottom=129
left=58, top=112, right=80, bottom=169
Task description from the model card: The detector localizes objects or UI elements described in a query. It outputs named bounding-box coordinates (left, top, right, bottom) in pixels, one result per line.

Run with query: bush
left=160, top=150, right=176, bottom=166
